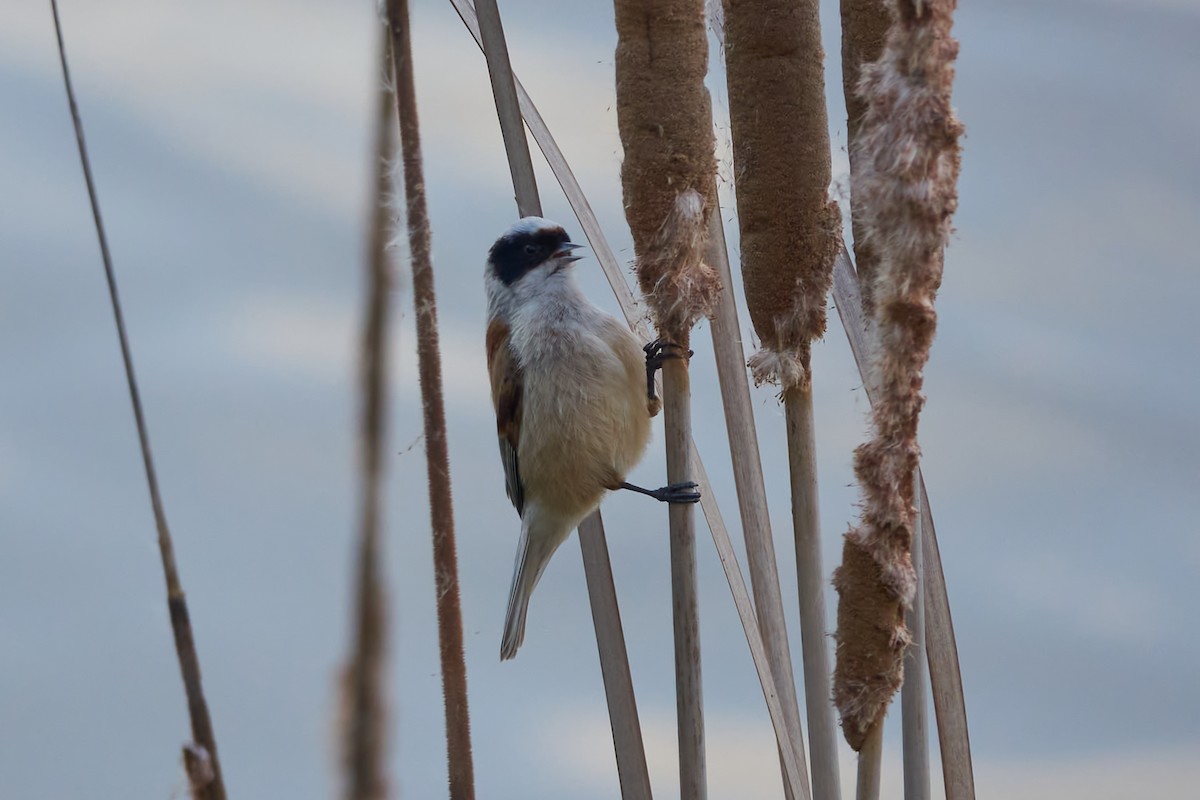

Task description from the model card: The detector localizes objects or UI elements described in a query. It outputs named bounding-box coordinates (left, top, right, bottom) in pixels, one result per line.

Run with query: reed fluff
left=832, top=0, right=963, bottom=752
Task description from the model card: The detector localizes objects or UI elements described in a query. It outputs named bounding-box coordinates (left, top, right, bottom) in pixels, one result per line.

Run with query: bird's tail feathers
left=500, top=513, right=571, bottom=660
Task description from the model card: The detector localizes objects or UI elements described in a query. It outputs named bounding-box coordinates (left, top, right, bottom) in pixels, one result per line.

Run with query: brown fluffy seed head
left=614, top=0, right=721, bottom=339
left=832, top=0, right=963, bottom=751
left=832, top=538, right=911, bottom=751
left=723, top=0, right=841, bottom=390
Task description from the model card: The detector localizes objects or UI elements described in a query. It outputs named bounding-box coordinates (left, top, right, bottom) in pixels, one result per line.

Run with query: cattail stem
left=901, top=476, right=930, bottom=800
left=385, top=2, right=476, bottom=796
left=855, top=720, right=884, bottom=800
left=342, top=28, right=396, bottom=800
left=705, top=208, right=810, bottom=800
left=471, top=1, right=653, bottom=793
left=49, top=3, right=226, bottom=797
left=662, top=347, right=706, bottom=800
left=783, top=384, right=840, bottom=800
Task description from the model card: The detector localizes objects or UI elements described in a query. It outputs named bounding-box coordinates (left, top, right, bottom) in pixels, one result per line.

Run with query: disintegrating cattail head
left=839, top=0, right=893, bottom=318
left=852, top=0, right=963, bottom=302
left=722, top=0, right=842, bottom=391
left=614, top=0, right=721, bottom=339
left=832, top=0, right=963, bottom=751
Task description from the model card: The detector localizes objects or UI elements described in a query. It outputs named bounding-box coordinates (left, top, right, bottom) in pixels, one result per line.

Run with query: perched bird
left=485, top=217, right=700, bottom=660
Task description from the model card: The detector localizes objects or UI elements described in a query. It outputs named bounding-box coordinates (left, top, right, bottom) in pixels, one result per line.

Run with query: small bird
left=485, top=217, right=700, bottom=660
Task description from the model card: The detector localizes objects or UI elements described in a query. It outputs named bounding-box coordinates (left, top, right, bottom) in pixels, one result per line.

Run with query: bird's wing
left=486, top=317, right=525, bottom=517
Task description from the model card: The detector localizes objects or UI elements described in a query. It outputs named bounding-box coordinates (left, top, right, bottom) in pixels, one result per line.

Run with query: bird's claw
left=644, top=338, right=692, bottom=364
left=651, top=481, right=701, bottom=505
left=644, top=339, right=692, bottom=403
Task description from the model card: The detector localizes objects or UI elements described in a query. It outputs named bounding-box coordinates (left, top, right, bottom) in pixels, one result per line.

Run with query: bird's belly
left=518, top=351, right=649, bottom=515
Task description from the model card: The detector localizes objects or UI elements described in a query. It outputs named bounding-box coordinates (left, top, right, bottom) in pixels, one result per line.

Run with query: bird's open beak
left=553, top=242, right=586, bottom=264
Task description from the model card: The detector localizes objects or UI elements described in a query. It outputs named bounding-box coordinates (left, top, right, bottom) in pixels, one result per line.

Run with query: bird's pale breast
left=516, top=312, right=650, bottom=517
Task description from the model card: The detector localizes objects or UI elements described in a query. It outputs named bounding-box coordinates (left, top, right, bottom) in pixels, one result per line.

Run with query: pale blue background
left=1, top=0, right=1197, bottom=797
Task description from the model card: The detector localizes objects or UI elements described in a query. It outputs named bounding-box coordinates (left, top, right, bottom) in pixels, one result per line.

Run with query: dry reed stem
left=839, top=0, right=891, bottom=316
left=579, top=514, right=655, bottom=800
left=855, top=719, right=884, bottom=800
left=445, top=6, right=804, bottom=791
left=663, top=350, right=706, bottom=800
left=473, top=0, right=539, bottom=217
left=472, top=0, right=652, bottom=792
left=706, top=208, right=810, bottom=800
left=385, top=2, right=476, bottom=796
left=832, top=0, right=963, bottom=752
left=49, top=4, right=227, bottom=798
left=341, top=28, right=396, bottom=800
left=831, top=248, right=974, bottom=799
left=783, top=385, right=840, bottom=800
left=901, top=478, right=930, bottom=800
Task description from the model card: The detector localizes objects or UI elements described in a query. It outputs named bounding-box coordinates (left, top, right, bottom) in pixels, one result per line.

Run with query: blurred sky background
left=2, top=0, right=1198, bottom=797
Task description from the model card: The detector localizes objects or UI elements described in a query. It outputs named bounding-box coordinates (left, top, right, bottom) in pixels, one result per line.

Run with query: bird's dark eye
left=524, top=244, right=538, bottom=255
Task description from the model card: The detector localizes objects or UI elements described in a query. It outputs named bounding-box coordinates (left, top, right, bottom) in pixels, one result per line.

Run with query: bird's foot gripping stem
left=643, top=338, right=692, bottom=404
left=620, top=481, right=701, bottom=505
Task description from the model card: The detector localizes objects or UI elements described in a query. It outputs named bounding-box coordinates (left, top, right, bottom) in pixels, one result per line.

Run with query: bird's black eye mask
left=490, top=227, right=570, bottom=286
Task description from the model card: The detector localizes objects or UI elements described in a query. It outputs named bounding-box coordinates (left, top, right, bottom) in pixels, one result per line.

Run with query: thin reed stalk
left=49, top=4, right=226, bottom=797
left=341, top=28, right=396, bottom=800
left=831, top=248, right=974, bottom=799
left=446, top=5, right=804, bottom=792
left=705, top=207, right=810, bottom=800
left=472, top=1, right=651, bottom=794
left=901, top=478, right=930, bottom=800
left=384, top=3, right=475, bottom=797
